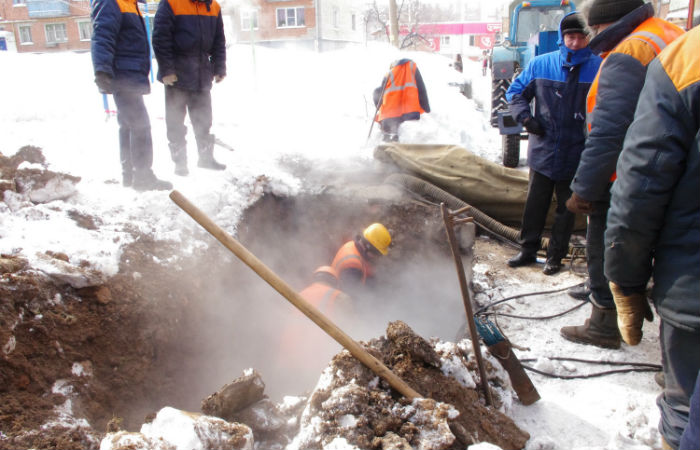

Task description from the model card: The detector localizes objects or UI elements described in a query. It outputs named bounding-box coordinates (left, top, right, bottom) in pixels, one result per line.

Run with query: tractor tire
left=502, top=134, right=520, bottom=168
left=490, top=78, right=511, bottom=127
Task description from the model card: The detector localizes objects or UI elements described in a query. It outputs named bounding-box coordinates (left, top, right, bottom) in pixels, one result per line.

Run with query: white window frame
left=241, top=9, right=259, bottom=31
left=441, top=35, right=450, bottom=46
left=13, top=0, right=26, bottom=6
left=18, top=25, right=33, bottom=44
left=77, top=19, right=91, bottom=40
left=45, top=22, right=68, bottom=43
left=276, top=7, right=305, bottom=28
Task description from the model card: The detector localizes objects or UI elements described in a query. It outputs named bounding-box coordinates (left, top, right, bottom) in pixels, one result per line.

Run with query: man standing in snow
left=603, top=25, right=699, bottom=450
left=373, top=59, right=430, bottom=142
left=152, top=0, right=227, bottom=177
left=561, top=0, right=683, bottom=349
left=90, top=0, right=173, bottom=191
left=504, top=12, right=601, bottom=276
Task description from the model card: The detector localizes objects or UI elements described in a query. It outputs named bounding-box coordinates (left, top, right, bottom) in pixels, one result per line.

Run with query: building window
left=77, top=20, right=91, bottom=40
left=18, top=25, right=32, bottom=43
left=241, top=9, right=258, bottom=30
left=441, top=35, right=450, bottom=45
left=332, top=7, right=338, bottom=28
left=276, top=7, right=305, bottom=28
left=469, top=35, right=475, bottom=46
left=13, top=0, right=26, bottom=6
left=45, top=23, right=68, bottom=43
left=351, top=13, right=356, bottom=31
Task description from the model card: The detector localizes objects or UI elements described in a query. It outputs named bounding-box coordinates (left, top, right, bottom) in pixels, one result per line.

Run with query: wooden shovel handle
left=169, top=190, right=421, bottom=400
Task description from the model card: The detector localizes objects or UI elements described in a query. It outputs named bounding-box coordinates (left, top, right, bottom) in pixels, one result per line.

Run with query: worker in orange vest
left=276, top=266, right=351, bottom=376
left=373, top=59, right=430, bottom=142
left=331, top=223, right=391, bottom=293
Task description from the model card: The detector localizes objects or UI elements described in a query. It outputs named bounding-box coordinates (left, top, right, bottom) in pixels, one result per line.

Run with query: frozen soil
left=0, top=148, right=536, bottom=449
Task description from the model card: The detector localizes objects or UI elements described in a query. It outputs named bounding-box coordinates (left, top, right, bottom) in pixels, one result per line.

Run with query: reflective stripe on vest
left=331, top=241, right=368, bottom=284
left=377, top=61, right=425, bottom=122
left=300, top=282, right=341, bottom=314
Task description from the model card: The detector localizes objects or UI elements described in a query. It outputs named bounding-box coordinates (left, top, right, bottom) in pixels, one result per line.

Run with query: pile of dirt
left=291, top=320, right=529, bottom=450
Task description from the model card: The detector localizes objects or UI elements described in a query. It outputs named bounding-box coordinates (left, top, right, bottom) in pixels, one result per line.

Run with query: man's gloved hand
left=162, top=74, right=178, bottom=86
left=214, top=74, right=225, bottom=83
left=566, top=192, right=593, bottom=215
left=610, top=282, right=653, bottom=345
left=95, top=71, right=113, bottom=94
left=523, top=116, right=545, bottom=136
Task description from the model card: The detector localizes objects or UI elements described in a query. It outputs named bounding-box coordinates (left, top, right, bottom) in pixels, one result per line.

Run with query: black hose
left=519, top=357, right=662, bottom=379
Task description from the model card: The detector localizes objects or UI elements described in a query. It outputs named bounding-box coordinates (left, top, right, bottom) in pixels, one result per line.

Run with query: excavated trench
left=0, top=177, right=481, bottom=448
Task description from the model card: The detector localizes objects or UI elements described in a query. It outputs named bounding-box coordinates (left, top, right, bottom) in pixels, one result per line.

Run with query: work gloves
left=609, top=282, right=653, bottom=345
left=522, top=116, right=545, bottom=136
left=162, top=74, right=178, bottom=86
left=95, top=71, right=113, bottom=94
left=566, top=192, right=593, bottom=215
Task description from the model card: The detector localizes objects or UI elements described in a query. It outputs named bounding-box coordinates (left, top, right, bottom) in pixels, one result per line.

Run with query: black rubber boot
left=560, top=305, right=621, bottom=349
left=542, top=258, right=562, bottom=275
left=169, top=143, right=189, bottom=176
left=132, top=169, right=173, bottom=192
left=567, top=282, right=591, bottom=300
left=197, top=137, right=226, bottom=171
left=507, top=251, right=537, bottom=268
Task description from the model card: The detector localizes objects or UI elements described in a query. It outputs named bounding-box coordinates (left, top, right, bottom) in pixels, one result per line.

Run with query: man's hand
left=162, top=74, right=178, bottom=86
left=610, top=282, right=653, bottom=345
left=95, top=71, right=113, bottom=94
left=214, top=74, right=225, bottom=83
left=523, top=116, right=545, bottom=136
left=566, top=192, right=593, bottom=215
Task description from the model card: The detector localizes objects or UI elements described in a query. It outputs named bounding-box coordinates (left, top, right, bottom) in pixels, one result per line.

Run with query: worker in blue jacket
left=91, top=0, right=172, bottom=191
left=504, top=12, right=601, bottom=275
left=152, top=0, right=227, bottom=177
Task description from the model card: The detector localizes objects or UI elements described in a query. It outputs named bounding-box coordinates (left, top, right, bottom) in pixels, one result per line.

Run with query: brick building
left=0, top=0, right=93, bottom=52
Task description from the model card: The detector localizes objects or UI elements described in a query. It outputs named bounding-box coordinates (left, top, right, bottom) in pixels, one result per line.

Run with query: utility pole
left=388, top=0, right=399, bottom=48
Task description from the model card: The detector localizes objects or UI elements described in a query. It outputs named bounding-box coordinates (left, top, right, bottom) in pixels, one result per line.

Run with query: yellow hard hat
left=362, top=223, right=391, bottom=255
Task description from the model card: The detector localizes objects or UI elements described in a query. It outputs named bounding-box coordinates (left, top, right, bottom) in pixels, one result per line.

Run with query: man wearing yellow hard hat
left=330, top=223, right=391, bottom=292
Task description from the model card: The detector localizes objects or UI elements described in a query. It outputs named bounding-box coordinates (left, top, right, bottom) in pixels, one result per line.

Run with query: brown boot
left=560, top=305, right=621, bottom=349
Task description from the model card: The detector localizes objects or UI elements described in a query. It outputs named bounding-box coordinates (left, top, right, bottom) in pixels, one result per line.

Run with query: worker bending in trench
left=330, top=223, right=392, bottom=295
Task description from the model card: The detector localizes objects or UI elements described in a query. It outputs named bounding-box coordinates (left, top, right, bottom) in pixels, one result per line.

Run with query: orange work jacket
left=585, top=18, right=683, bottom=182
left=376, top=61, right=425, bottom=122
left=331, top=241, right=373, bottom=285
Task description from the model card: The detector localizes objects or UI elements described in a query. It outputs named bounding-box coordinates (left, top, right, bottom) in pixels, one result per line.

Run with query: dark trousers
left=658, top=320, right=700, bottom=449
left=165, top=86, right=212, bottom=150
left=587, top=199, right=614, bottom=308
left=518, top=170, right=575, bottom=262
left=113, top=91, right=153, bottom=176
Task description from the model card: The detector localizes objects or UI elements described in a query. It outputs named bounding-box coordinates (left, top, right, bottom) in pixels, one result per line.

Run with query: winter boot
left=567, top=281, right=591, bottom=300
left=507, top=251, right=537, bottom=268
left=169, top=143, right=189, bottom=176
left=197, top=136, right=226, bottom=171
left=560, top=305, right=621, bottom=349
left=132, top=169, right=173, bottom=192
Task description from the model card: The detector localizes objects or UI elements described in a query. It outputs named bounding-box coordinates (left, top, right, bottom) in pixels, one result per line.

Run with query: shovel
left=169, top=190, right=421, bottom=401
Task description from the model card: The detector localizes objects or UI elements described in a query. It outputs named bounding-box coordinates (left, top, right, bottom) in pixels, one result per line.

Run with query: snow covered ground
left=0, top=42, right=664, bottom=450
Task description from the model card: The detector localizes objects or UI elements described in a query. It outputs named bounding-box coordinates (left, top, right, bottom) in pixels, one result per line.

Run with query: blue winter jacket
left=91, top=0, right=151, bottom=93
left=506, top=12, right=601, bottom=181
left=152, top=0, right=226, bottom=92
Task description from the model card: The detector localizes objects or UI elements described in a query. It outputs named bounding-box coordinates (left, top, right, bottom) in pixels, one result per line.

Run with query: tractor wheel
left=491, top=78, right=511, bottom=127
left=502, top=134, right=520, bottom=168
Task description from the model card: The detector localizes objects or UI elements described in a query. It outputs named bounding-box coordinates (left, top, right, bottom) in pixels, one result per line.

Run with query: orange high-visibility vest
left=585, top=18, right=683, bottom=181
left=376, top=61, right=425, bottom=122
left=331, top=241, right=373, bottom=284
left=299, top=282, right=343, bottom=315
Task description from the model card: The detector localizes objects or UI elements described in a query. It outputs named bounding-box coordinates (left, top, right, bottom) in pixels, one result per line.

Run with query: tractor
left=491, top=0, right=575, bottom=167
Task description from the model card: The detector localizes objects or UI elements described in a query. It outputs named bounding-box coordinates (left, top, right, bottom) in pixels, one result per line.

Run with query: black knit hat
left=587, top=0, right=645, bottom=26
left=560, top=13, right=586, bottom=35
